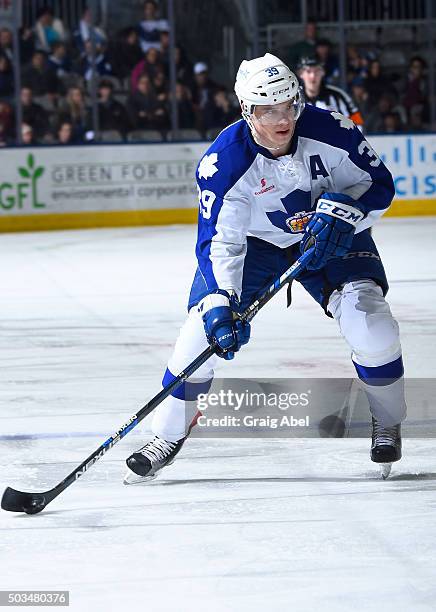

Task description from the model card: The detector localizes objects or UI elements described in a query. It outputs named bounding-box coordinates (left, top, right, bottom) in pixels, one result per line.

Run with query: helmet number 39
left=265, top=66, right=279, bottom=77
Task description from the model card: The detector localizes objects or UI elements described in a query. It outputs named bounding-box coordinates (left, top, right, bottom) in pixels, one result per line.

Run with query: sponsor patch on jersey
left=254, top=177, right=276, bottom=195
left=285, top=210, right=314, bottom=233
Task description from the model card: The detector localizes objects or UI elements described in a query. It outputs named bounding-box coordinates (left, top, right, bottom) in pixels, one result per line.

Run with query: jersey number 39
left=198, top=188, right=216, bottom=219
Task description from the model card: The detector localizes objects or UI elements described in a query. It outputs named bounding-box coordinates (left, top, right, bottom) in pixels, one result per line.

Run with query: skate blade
left=123, top=470, right=158, bottom=486
left=380, top=463, right=392, bottom=479
left=123, top=458, right=176, bottom=485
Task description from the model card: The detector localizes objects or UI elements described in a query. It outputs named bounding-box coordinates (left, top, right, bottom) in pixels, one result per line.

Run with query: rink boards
left=0, top=133, right=435, bottom=232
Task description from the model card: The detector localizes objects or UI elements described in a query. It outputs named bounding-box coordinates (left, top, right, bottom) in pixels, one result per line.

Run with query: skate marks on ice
left=1, top=222, right=436, bottom=610
left=4, top=437, right=436, bottom=523
left=3, top=441, right=436, bottom=611
left=152, top=471, right=436, bottom=487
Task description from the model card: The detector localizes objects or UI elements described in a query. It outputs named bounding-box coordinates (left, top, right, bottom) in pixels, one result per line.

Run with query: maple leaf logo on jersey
left=266, top=189, right=312, bottom=233
left=331, top=111, right=355, bottom=130
left=198, top=153, right=218, bottom=180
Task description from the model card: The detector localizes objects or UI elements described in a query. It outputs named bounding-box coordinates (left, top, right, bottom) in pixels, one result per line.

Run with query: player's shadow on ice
left=385, top=472, right=436, bottom=481
left=156, top=473, right=436, bottom=485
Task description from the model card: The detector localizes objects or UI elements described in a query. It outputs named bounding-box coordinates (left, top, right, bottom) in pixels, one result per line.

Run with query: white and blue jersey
left=194, top=105, right=394, bottom=299
left=154, top=106, right=405, bottom=442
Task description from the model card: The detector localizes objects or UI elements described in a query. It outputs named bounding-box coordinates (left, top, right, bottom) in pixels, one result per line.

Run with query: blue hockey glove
left=199, top=292, right=251, bottom=360
left=300, top=193, right=366, bottom=270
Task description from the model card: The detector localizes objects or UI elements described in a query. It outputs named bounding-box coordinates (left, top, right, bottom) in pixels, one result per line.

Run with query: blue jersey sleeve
left=194, top=123, right=255, bottom=296
left=299, top=107, right=395, bottom=216
left=344, top=120, right=395, bottom=214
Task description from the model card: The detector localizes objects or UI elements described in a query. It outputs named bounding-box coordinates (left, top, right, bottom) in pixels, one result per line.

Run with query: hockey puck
left=318, top=414, right=346, bottom=438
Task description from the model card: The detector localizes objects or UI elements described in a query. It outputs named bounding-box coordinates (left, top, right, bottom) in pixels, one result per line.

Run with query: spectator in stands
left=315, top=39, right=339, bottom=84
left=402, top=55, right=428, bottom=127
left=110, top=27, right=143, bottom=80
left=159, top=39, right=193, bottom=88
left=0, top=55, right=14, bottom=99
left=202, top=88, right=239, bottom=131
left=137, top=0, right=169, bottom=53
left=287, top=20, right=317, bottom=71
left=22, top=51, right=59, bottom=97
left=131, top=47, right=164, bottom=92
left=350, top=77, right=370, bottom=122
left=297, top=56, right=364, bottom=127
left=21, top=123, right=38, bottom=145
left=20, top=87, right=50, bottom=139
left=381, top=111, right=403, bottom=133
left=19, top=27, right=36, bottom=65
left=0, top=100, right=13, bottom=146
left=34, top=6, right=67, bottom=54
left=79, top=40, right=113, bottom=82
left=73, top=7, right=107, bottom=54
left=365, top=94, right=395, bottom=133
left=126, top=73, right=168, bottom=130
left=191, top=62, right=220, bottom=129
left=346, top=45, right=368, bottom=85
left=153, top=70, right=168, bottom=99
left=408, top=105, right=427, bottom=133
left=167, top=81, right=195, bottom=129
left=55, top=121, right=75, bottom=144
left=159, top=30, right=170, bottom=60
left=152, top=70, right=169, bottom=125
left=364, top=59, right=396, bottom=108
left=167, top=45, right=193, bottom=89
left=47, top=42, right=72, bottom=80
left=97, top=79, right=130, bottom=137
left=0, top=28, right=13, bottom=62
left=57, top=86, right=90, bottom=142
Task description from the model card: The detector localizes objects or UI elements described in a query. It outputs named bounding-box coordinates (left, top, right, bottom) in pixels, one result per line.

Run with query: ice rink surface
left=1, top=217, right=436, bottom=612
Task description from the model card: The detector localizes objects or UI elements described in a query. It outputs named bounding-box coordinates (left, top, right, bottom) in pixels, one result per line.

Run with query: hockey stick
left=1, top=248, right=314, bottom=514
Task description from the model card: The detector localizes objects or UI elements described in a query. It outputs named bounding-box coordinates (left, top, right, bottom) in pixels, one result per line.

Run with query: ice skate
left=124, top=436, right=185, bottom=485
left=371, top=417, right=402, bottom=479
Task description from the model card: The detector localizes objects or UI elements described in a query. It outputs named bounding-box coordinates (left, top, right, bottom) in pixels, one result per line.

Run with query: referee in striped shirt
left=297, top=55, right=364, bottom=128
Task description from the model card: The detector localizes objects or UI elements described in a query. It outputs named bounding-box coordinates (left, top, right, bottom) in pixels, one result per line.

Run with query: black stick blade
left=1, top=487, right=47, bottom=514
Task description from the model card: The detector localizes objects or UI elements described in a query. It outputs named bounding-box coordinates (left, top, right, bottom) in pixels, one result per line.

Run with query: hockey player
left=297, top=55, right=364, bottom=128
left=124, top=53, right=405, bottom=484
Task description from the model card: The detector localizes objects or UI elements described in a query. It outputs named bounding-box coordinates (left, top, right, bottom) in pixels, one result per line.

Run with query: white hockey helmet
left=234, top=53, right=304, bottom=124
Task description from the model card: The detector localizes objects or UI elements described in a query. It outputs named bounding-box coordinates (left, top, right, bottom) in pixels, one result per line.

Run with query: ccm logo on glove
left=199, top=291, right=251, bottom=360
left=317, top=199, right=365, bottom=226
left=300, top=192, right=366, bottom=271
